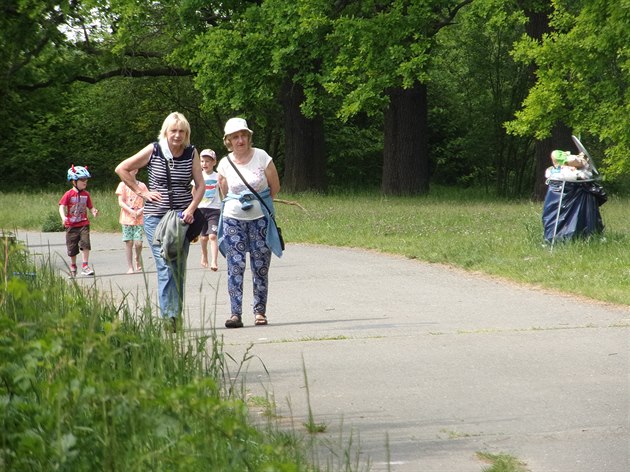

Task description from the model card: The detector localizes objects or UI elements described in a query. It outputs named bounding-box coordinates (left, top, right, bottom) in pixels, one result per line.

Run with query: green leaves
left=508, top=0, right=630, bottom=174
left=0, top=242, right=311, bottom=470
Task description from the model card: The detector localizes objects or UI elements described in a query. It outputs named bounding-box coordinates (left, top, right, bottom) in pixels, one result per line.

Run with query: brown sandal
left=254, top=314, right=268, bottom=326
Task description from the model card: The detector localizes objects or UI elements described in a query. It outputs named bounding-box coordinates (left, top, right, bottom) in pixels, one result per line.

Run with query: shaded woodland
left=2, top=0, right=628, bottom=198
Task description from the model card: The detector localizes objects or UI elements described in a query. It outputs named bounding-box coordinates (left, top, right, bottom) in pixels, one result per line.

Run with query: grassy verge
left=277, top=189, right=630, bottom=306
left=477, top=452, right=530, bottom=472
left=1, top=187, right=629, bottom=305
left=0, top=238, right=315, bottom=470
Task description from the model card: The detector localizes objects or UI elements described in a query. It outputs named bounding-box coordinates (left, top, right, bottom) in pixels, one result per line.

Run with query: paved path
left=19, top=230, right=630, bottom=472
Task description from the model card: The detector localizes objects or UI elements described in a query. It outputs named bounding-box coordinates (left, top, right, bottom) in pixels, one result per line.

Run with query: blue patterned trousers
left=222, top=217, right=271, bottom=317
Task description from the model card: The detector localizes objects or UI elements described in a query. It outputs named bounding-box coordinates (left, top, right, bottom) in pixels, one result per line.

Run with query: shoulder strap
left=226, top=156, right=274, bottom=217
left=155, top=143, right=174, bottom=210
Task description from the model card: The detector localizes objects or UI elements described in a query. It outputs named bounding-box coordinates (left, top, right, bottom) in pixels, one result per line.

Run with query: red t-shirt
left=59, top=189, right=93, bottom=228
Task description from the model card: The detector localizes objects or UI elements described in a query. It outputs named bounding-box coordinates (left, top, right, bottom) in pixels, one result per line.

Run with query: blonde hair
left=158, top=112, right=191, bottom=146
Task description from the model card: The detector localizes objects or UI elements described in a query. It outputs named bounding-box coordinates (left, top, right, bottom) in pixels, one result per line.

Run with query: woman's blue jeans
left=144, top=215, right=190, bottom=318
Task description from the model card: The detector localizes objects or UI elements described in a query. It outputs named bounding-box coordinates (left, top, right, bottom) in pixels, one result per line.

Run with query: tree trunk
left=280, top=78, right=327, bottom=192
left=382, top=82, right=429, bottom=195
left=521, top=1, right=574, bottom=201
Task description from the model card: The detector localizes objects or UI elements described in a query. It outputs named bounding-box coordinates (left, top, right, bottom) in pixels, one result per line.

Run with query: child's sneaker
left=69, top=265, right=77, bottom=278
left=81, top=265, right=95, bottom=276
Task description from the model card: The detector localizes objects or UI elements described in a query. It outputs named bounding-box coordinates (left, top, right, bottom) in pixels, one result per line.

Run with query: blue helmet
left=67, top=165, right=91, bottom=181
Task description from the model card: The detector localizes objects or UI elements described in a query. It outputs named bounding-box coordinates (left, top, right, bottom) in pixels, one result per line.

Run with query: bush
left=41, top=211, right=64, bottom=232
left=0, top=239, right=314, bottom=471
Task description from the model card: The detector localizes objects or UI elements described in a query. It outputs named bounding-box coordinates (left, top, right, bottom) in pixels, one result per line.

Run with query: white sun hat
left=223, top=117, right=253, bottom=138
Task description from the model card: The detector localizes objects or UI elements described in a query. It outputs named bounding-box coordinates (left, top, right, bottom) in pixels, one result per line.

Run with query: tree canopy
left=507, top=0, right=630, bottom=176
left=1, top=0, right=628, bottom=195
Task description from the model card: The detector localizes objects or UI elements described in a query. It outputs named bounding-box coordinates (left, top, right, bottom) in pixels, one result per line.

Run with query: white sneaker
left=81, top=266, right=95, bottom=276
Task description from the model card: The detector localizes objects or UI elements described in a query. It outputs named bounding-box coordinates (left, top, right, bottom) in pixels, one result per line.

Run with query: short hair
left=158, top=112, right=191, bottom=146
left=223, top=131, right=252, bottom=152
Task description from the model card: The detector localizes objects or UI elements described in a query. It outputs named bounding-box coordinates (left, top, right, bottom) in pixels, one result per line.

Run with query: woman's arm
left=265, top=161, right=281, bottom=199
left=115, top=143, right=162, bottom=202
left=217, top=170, right=228, bottom=197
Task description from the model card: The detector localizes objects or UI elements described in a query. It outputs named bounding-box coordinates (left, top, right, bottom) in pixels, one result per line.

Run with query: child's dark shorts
left=199, top=208, right=220, bottom=236
left=66, top=225, right=91, bottom=257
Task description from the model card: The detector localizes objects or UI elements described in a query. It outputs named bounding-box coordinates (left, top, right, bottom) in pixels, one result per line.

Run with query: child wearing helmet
left=59, top=165, right=99, bottom=277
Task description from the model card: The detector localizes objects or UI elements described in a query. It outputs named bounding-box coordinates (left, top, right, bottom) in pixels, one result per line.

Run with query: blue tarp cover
left=542, top=180, right=605, bottom=243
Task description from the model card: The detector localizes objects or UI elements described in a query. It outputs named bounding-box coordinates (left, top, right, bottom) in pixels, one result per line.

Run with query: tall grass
left=0, top=236, right=315, bottom=471
left=3, top=188, right=610, bottom=472
left=2, top=188, right=629, bottom=305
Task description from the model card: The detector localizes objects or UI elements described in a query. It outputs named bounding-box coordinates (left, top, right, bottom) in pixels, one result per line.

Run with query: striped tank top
left=145, top=142, right=195, bottom=217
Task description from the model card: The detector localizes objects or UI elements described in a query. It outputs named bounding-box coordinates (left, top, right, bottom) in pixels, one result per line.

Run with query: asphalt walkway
left=18, top=230, right=630, bottom=472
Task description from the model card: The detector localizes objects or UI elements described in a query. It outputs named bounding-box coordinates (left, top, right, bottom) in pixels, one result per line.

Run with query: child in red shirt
left=58, top=165, right=99, bottom=277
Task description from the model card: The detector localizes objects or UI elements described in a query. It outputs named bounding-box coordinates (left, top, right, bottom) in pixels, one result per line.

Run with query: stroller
left=542, top=135, right=607, bottom=247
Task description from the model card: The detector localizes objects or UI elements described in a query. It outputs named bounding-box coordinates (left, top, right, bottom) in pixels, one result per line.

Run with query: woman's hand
left=139, top=189, right=162, bottom=203
left=180, top=208, right=195, bottom=224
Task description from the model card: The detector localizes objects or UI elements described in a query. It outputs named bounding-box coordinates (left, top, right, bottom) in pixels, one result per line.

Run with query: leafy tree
left=181, top=0, right=333, bottom=192
left=429, top=0, right=534, bottom=196
left=1, top=0, right=91, bottom=185
left=62, top=77, right=210, bottom=185
left=0, top=0, right=203, bottom=187
left=323, top=0, right=473, bottom=195
left=507, top=0, right=630, bottom=177
left=511, top=0, right=575, bottom=201
left=324, top=113, right=384, bottom=190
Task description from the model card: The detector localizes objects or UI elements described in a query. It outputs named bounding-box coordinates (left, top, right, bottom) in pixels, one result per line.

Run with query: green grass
left=276, top=190, right=630, bottom=306
left=2, top=187, right=629, bottom=305
left=476, top=452, right=530, bottom=472
left=0, top=187, right=622, bottom=471
left=0, top=238, right=316, bottom=471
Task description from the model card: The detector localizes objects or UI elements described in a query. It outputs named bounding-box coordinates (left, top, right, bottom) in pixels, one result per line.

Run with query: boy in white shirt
left=193, top=149, right=222, bottom=270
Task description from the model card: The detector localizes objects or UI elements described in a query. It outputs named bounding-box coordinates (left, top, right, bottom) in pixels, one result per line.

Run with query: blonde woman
left=116, top=112, right=204, bottom=331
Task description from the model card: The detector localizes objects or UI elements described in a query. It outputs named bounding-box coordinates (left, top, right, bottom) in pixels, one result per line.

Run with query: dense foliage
left=0, top=237, right=312, bottom=471
left=1, top=0, right=628, bottom=195
left=430, top=0, right=533, bottom=194
left=507, top=0, right=630, bottom=176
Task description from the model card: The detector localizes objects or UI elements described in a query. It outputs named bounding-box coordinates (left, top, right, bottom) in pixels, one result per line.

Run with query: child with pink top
left=115, top=168, right=148, bottom=273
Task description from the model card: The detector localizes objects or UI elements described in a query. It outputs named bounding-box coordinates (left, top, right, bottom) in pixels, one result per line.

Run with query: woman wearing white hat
left=217, top=117, right=283, bottom=328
